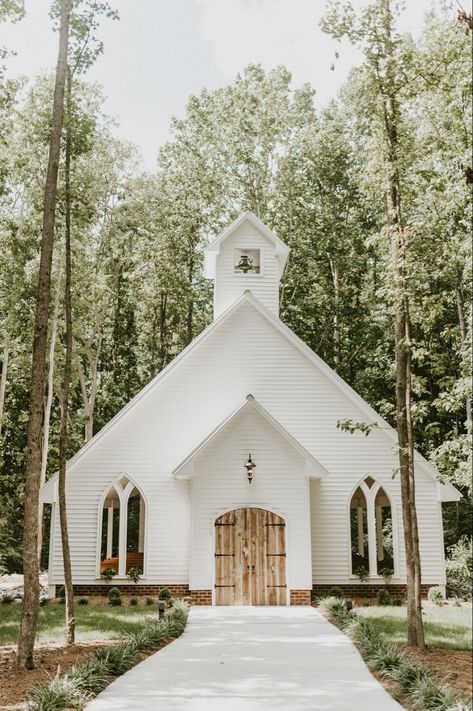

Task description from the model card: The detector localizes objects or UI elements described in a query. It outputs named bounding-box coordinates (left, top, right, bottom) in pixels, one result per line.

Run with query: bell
left=236, top=254, right=253, bottom=273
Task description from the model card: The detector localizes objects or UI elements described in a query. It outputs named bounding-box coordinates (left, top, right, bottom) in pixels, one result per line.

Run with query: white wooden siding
left=214, top=223, right=280, bottom=318
left=189, top=405, right=312, bottom=591
left=51, top=300, right=446, bottom=587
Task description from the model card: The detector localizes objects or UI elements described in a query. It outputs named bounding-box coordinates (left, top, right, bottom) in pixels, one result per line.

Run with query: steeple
left=204, top=212, right=290, bottom=319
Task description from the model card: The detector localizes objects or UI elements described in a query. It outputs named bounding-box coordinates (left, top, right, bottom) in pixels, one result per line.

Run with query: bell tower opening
left=204, top=212, right=290, bottom=320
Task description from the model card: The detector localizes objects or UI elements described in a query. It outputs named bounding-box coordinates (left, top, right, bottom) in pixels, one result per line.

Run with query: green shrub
left=56, top=586, right=65, bottom=598
left=129, top=596, right=138, bottom=606
left=318, top=596, right=354, bottom=625
left=377, top=588, right=392, bottom=606
left=428, top=586, right=444, bottom=606
left=1, top=593, right=14, bottom=604
left=392, top=597, right=402, bottom=606
left=127, top=567, right=142, bottom=585
left=58, top=596, right=65, bottom=605
left=379, top=567, right=394, bottom=585
left=108, top=587, right=122, bottom=606
left=354, top=566, right=370, bottom=583
left=77, top=597, right=89, bottom=605
left=159, top=587, right=172, bottom=602
left=445, top=536, right=472, bottom=600
left=145, top=596, right=154, bottom=606
left=39, top=597, right=50, bottom=606
left=100, top=567, right=116, bottom=584
left=327, top=586, right=344, bottom=598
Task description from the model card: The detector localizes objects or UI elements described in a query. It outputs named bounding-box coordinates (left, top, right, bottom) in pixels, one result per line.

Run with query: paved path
left=85, top=606, right=404, bottom=711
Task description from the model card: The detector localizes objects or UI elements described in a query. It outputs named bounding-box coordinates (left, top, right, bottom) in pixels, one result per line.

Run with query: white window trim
left=347, top=478, right=399, bottom=580
left=95, top=475, right=148, bottom=580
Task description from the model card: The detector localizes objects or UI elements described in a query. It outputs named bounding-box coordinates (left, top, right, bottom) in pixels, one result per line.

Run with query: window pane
left=350, top=487, right=369, bottom=574
left=375, top=487, right=394, bottom=574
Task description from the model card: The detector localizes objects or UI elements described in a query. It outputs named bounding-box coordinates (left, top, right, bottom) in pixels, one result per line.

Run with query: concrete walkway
left=85, top=606, right=404, bottom=711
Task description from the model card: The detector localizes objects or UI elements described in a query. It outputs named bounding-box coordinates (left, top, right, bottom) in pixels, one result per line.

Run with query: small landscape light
left=158, top=600, right=166, bottom=618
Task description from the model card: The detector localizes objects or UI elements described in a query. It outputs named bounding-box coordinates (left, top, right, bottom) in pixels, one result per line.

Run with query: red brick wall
left=73, top=584, right=189, bottom=597
left=290, top=589, right=312, bottom=605
left=189, top=590, right=212, bottom=605
left=72, top=584, right=213, bottom=605
left=312, top=584, right=432, bottom=599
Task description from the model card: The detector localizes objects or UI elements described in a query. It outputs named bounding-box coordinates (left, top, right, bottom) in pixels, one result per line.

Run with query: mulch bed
left=403, top=646, right=472, bottom=698
left=0, top=641, right=117, bottom=709
left=0, top=636, right=175, bottom=710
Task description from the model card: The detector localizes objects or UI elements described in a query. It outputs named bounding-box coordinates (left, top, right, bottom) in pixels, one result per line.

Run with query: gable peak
left=204, top=212, right=290, bottom=319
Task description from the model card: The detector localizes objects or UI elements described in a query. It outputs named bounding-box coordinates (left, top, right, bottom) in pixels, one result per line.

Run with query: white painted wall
left=49, top=300, right=447, bottom=589
left=213, top=222, right=280, bottom=318
left=188, top=405, right=312, bottom=592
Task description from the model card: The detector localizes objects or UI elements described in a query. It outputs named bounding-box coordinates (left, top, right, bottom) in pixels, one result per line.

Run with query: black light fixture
left=244, top=454, right=256, bottom=484
left=236, top=254, right=253, bottom=273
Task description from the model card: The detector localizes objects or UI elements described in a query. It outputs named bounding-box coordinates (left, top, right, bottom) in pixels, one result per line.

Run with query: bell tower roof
left=204, top=212, right=290, bottom=319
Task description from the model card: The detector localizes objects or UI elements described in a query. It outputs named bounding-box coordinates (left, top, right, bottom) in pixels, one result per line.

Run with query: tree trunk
left=159, top=291, right=167, bottom=368
left=456, top=289, right=472, bottom=433
left=38, top=258, right=63, bottom=561
left=58, top=68, right=75, bottom=644
left=329, top=256, right=341, bottom=370
left=0, top=338, right=9, bottom=438
left=17, top=0, right=71, bottom=671
left=383, top=0, right=424, bottom=650
left=186, top=253, right=195, bottom=345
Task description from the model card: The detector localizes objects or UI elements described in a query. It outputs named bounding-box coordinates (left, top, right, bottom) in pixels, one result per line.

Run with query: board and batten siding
left=213, top=222, right=280, bottom=318
left=50, top=299, right=446, bottom=587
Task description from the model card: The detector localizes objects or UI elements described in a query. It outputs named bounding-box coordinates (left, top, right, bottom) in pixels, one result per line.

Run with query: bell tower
left=204, top=212, right=290, bottom=320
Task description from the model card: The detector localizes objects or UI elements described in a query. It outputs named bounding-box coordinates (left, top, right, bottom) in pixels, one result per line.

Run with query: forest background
left=0, top=0, right=471, bottom=585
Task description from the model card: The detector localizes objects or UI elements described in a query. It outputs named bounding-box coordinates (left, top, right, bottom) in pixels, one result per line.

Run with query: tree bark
left=0, top=338, right=9, bottom=439
left=329, top=256, right=341, bottom=370
left=58, top=68, right=75, bottom=644
left=38, top=257, right=63, bottom=561
left=383, top=0, right=425, bottom=650
left=456, top=289, right=472, bottom=434
left=17, top=0, right=71, bottom=671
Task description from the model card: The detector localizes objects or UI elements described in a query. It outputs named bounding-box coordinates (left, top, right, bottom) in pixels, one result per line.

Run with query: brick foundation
left=312, top=584, right=432, bottom=599
left=72, top=584, right=213, bottom=605
left=189, top=590, right=212, bottom=605
left=73, top=584, right=190, bottom=598
left=290, top=589, right=312, bottom=605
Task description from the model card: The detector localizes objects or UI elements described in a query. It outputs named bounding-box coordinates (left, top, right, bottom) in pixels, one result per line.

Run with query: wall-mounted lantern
left=244, top=454, right=256, bottom=484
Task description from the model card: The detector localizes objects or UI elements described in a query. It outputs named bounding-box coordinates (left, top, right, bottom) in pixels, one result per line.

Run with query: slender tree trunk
left=186, top=253, right=194, bottom=345
left=0, top=338, right=9, bottom=438
left=383, top=0, right=424, bottom=651
left=329, top=256, right=341, bottom=370
left=38, top=258, right=63, bottom=561
left=159, top=291, right=167, bottom=368
left=17, top=0, right=71, bottom=671
left=58, top=68, right=75, bottom=644
left=456, top=289, right=472, bottom=433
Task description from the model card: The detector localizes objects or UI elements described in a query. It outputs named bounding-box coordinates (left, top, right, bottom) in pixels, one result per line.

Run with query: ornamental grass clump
left=26, top=601, right=189, bottom=711
left=317, top=597, right=471, bottom=711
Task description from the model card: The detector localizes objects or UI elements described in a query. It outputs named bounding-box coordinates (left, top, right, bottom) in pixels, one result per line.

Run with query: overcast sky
left=2, top=0, right=445, bottom=169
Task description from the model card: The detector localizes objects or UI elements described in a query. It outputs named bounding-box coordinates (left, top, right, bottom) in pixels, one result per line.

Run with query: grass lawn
left=358, top=602, right=472, bottom=651
left=0, top=603, right=161, bottom=646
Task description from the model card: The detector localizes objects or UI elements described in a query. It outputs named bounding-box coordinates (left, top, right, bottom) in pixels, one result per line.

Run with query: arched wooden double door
left=215, top=507, right=286, bottom=605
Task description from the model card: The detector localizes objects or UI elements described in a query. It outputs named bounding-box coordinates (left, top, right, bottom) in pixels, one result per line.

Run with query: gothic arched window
left=349, top=477, right=396, bottom=578
left=99, top=476, right=146, bottom=577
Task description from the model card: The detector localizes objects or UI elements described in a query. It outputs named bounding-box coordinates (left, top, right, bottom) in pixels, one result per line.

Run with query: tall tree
left=321, top=0, right=426, bottom=648
left=16, top=0, right=71, bottom=671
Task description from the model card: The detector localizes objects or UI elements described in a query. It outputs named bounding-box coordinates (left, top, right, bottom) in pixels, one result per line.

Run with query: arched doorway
left=215, top=508, right=286, bottom=606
